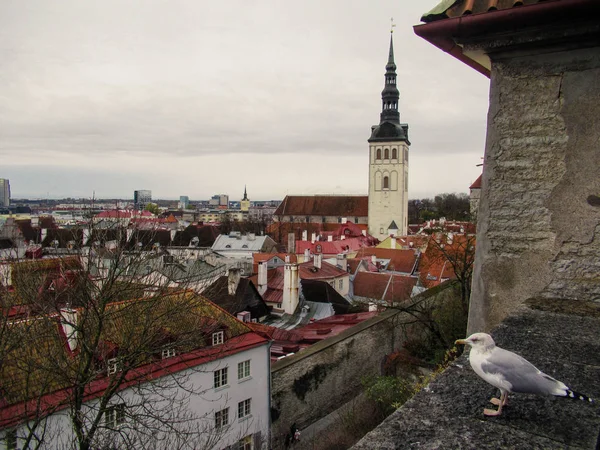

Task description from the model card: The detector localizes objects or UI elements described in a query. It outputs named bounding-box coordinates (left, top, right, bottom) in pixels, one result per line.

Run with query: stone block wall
left=469, top=41, right=600, bottom=333
left=270, top=283, right=454, bottom=449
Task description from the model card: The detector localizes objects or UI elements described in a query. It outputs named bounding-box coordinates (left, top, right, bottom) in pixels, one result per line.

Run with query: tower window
left=384, top=148, right=389, bottom=159
left=392, top=148, right=397, bottom=159
left=376, top=149, right=381, bottom=160
left=383, top=176, right=389, bottom=190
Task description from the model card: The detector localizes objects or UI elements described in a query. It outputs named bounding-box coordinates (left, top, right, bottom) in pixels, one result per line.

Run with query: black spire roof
left=369, top=33, right=410, bottom=144
left=242, top=185, right=248, bottom=201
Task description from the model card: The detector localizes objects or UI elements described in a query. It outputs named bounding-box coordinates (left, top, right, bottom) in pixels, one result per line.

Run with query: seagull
left=455, top=332, right=594, bottom=416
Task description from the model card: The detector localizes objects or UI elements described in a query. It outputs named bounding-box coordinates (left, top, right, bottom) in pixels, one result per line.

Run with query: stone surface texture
left=353, top=305, right=600, bottom=449
left=468, top=25, right=600, bottom=333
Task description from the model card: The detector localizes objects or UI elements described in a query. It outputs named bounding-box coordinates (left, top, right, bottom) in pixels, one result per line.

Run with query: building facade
left=133, top=189, right=152, bottom=210
left=367, top=33, right=411, bottom=241
left=0, top=179, right=10, bottom=207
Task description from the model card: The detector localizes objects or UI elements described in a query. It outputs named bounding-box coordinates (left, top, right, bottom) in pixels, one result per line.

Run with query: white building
left=367, top=33, right=411, bottom=240
left=0, top=294, right=271, bottom=450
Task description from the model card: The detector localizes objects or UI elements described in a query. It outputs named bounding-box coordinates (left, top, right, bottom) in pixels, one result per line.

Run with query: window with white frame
left=238, top=360, right=250, bottom=380
left=214, top=367, right=228, bottom=388
left=238, top=398, right=251, bottom=419
left=214, top=407, right=229, bottom=430
left=161, top=348, right=176, bottom=359
left=105, top=403, right=126, bottom=428
left=107, top=358, right=121, bottom=376
left=3, top=429, right=17, bottom=450
left=338, top=279, right=343, bottom=289
left=212, top=331, right=224, bottom=346
left=238, top=434, right=253, bottom=450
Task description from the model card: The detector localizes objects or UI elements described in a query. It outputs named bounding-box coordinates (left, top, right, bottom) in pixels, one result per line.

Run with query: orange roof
left=422, top=0, right=558, bottom=23
left=355, top=248, right=419, bottom=274
left=470, top=174, right=483, bottom=190
left=274, top=195, right=368, bottom=217
left=353, top=272, right=417, bottom=304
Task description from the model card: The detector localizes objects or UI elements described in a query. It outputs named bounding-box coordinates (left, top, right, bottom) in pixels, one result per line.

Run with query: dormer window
left=316, top=245, right=322, bottom=253
left=212, top=331, right=224, bottom=346
left=107, top=358, right=122, bottom=376
left=242, top=244, right=248, bottom=248
left=161, top=348, right=176, bottom=359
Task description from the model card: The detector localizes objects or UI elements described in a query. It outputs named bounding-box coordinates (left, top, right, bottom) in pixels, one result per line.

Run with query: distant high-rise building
left=209, top=194, right=229, bottom=207
left=240, top=186, right=250, bottom=212
left=134, top=190, right=152, bottom=210
left=179, top=195, right=190, bottom=209
left=0, top=179, right=10, bottom=207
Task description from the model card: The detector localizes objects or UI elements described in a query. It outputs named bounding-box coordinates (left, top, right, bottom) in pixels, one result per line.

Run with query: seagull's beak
left=455, top=339, right=468, bottom=345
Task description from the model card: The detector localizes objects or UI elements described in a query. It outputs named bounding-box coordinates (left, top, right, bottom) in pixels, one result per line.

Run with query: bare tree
left=0, top=223, right=265, bottom=450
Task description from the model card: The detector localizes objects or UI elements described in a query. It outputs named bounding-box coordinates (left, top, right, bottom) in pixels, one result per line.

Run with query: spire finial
left=390, top=17, right=396, bottom=34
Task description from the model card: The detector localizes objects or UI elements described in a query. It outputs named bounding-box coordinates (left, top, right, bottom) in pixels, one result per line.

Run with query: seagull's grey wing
left=481, top=347, right=566, bottom=395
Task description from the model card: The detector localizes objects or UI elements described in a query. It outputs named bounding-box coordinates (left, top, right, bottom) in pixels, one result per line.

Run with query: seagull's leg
left=489, top=392, right=509, bottom=407
left=484, top=391, right=506, bottom=416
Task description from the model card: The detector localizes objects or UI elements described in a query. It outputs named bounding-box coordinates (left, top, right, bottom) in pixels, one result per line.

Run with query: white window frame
left=238, top=434, right=254, bottom=450
left=238, top=398, right=251, bottom=420
left=105, top=403, right=126, bottom=428
left=212, top=331, right=224, bottom=345
left=214, top=407, right=229, bottom=430
left=161, top=348, right=176, bottom=359
left=214, top=367, right=228, bottom=388
left=107, top=358, right=121, bottom=376
left=3, top=429, right=17, bottom=450
left=238, top=360, right=251, bottom=380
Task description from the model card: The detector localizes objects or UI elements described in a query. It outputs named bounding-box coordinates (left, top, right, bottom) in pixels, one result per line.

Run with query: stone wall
left=469, top=36, right=600, bottom=333
left=270, top=283, right=454, bottom=449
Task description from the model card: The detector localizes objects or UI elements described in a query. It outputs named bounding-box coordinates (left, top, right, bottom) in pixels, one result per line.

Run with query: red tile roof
left=354, top=248, right=419, bottom=274
left=298, top=260, right=348, bottom=281
left=296, top=237, right=370, bottom=256
left=421, top=0, right=558, bottom=23
left=353, top=272, right=417, bottom=304
left=274, top=196, right=368, bottom=217
left=470, top=174, right=483, bottom=190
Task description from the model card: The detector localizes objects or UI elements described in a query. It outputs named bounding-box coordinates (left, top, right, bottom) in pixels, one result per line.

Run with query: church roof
left=274, top=196, right=368, bottom=217
left=369, top=122, right=410, bottom=143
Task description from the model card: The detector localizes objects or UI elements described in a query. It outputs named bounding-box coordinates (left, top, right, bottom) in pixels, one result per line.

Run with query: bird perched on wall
left=455, top=332, right=594, bottom=416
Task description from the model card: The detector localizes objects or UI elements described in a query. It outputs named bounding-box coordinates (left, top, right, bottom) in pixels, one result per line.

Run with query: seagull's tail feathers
left=560, top=389, right=594, bottom=404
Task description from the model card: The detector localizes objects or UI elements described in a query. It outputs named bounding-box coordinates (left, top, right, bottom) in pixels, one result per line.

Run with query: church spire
left=380, top=30, right=400, bottom=125
left=242, top=185, right=248, bottom=201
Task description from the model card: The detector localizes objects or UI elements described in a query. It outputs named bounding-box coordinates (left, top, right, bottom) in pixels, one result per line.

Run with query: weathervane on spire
left=390, top=17, right=396, bottom=34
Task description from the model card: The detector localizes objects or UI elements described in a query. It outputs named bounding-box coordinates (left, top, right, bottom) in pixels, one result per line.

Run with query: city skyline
left=1, top=0, right=489, bottom=200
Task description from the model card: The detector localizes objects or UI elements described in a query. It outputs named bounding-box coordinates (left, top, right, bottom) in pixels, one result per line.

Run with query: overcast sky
left=0, top=0, right=490, bottom=201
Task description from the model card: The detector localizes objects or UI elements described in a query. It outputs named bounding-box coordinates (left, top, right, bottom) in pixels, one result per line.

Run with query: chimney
left=228, top=268, right=241, bottom=295
left=314, top=253, right=322, bottom=269
left=287, top=232, right=296, bottom=254
left=336, top=253, right=347, bottom=271
left=41, top=228, right=48, bottom=243
left=301, top=230, right=308, bottom=241
left=304, top=248, right=310, bottom=261
left=371, top=255, right=377, bottom=265
left=285, top=254, right=290, bottom=263
left=361, top=230, right=367, bottom=237
left=328, top=235, right=333, bottom=242
left=447, top=232, right=454, bottom=244
left=311, top=232, right=316, bottom=244
left=170, top=229, right=177, bottom=242
left=82, top=228, right=90, bottom=246
left=341, top=235, right=345, bottom=240
left=248, top=233, right=256, bottom=241
left=258, top=261, right=268, bottom=294
left=282, top=263, right=299, bottom=315
left=341, top=217, right=347, bottom=224
left=60, top=308, right=79, bottom=352
left=391, top=236, right=396, bottom=249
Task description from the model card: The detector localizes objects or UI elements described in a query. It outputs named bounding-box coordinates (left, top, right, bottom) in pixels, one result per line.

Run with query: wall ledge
left=352, top=306, right=600, bottom=449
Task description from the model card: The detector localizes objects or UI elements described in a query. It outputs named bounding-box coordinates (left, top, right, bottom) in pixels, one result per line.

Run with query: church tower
left=368, top=31, right=410, bottom=241
left=240, top=185, right=250, bottom=212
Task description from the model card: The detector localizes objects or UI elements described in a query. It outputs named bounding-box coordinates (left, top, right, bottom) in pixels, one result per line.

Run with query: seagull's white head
left=455, top=332, right=496, bottom=350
